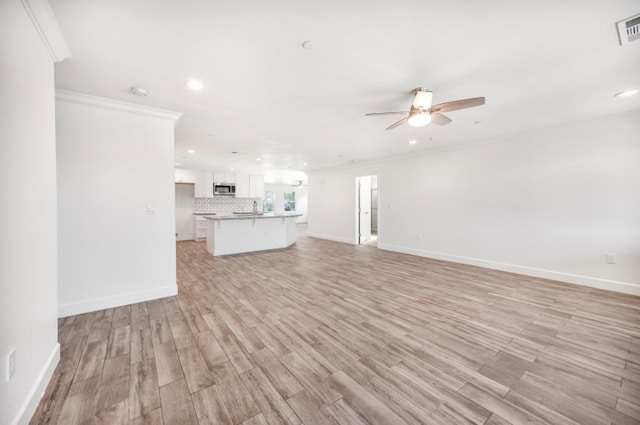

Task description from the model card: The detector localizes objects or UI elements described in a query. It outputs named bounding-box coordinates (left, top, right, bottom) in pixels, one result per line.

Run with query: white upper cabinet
left=249, top=174, right=264, bottom=198
left=175, top=168, right=196, bottom=183
left=235, top=173, right=250, bottom=198
left=195, top=171, right=214, bottom=198
left=213, top=172, right=235, bottom=183
left=236, top=173, right=264, bottom=198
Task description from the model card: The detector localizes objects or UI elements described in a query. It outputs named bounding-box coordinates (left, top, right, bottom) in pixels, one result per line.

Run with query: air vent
left=617, top=14, right=640, bottom=45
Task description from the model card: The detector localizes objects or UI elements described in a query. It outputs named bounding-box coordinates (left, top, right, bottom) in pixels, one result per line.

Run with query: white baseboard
left=176, top=235, right=194, bottom=241
left=58, top=285, right=178, bottom=318
left=307, top=232, right=354, bottom=245
left=378, top=243, right=640, bottom=296
left=12, top=343, right=60, bottom=425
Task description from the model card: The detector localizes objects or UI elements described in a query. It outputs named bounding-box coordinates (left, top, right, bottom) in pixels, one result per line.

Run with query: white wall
left=0, top=1, right=69, bottom=424
left=56, top=91, right=181, bottom=317
left=265, top=183, right=308, bottom=223
left=308, top=110, right=640, bottom=295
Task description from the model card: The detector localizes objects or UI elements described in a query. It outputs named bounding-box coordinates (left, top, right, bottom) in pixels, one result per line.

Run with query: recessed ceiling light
left=256, top=157, right=262, bottom=161
left=615, top=89, right=638, bottom=97
left=185, top=79, right=203, bottom=91
left=303, top=162, right=308, bottom=166
left=187, top=149, right=195, bottom=154
left=230, top=167, right=235, bottom=171
left=408, top=139, right=417, bottom=145
left=130, top=86, right=148, bottom=97
left=474, top=121, right=481, bottom=124
left=302, top=41, right=315, bottom=50
left=175, top=162, right=181, bottom=166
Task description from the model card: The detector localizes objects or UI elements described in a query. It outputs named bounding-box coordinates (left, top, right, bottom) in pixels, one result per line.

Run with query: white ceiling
left=50, top=0, right=640, bottom=183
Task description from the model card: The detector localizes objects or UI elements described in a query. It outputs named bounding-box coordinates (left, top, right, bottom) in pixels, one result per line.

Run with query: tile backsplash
left=193, top=196, right=262, bottom=214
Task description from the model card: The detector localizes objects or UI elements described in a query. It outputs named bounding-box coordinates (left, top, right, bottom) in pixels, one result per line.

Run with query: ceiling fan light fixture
left=412, top=89, right=433, bottom=109
left=366, top=88, right=483, bottom=130
left=408, top=113, right=431, bottom=127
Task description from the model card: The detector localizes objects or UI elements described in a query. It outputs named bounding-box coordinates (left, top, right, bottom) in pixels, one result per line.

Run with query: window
left=284, top=191, right=296, bottom=211
left=263, top=191, right=274, bottom=212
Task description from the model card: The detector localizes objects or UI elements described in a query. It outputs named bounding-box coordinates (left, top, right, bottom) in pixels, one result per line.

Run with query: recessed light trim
left=302, top=41, right=315, bottom=50
left=185, top=79, right=203, bottom=91
left=256, top=157, right=262, bottom=161
left=187, top=149, right=195, bottom=154
left=615, top=89, right=638, bottom=97
left=408, top=139, right=417, bottom=145
left=130, top=86, right=148, bottom=97
left=303, top=162, right=308, bottom=166
left=175, top=162, right=181, bottom=166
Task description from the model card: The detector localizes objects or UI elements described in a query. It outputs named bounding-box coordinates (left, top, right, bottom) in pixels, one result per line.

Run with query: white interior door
left=358, top=176, right=372, bottom=243
left=175, top=183, right=194, bottom=240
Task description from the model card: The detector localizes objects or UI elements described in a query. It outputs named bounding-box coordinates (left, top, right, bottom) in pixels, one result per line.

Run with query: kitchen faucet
left=253, top=200, right=258, bottom=215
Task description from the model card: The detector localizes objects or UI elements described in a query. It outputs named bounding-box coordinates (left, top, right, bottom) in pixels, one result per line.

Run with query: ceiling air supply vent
left=617, top=14, right=640, bottom=45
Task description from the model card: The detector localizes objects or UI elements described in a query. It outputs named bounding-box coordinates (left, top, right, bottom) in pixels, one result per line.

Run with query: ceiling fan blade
left=365, top=111, right=409, bottom=116
left=431, top=112, right=452, bottom=125
left=385, top=117, right=409, bottom=130
left=431, top=97, right=485, bottom=113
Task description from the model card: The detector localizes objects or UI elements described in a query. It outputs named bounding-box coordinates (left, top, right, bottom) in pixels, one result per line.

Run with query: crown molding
left=55, top=90, right=183, bottom=122
left=20, top=0, right=71, bottom=62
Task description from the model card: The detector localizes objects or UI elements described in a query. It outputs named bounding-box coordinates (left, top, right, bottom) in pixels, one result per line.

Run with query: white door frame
left=355, top=175, right=377, bottom=245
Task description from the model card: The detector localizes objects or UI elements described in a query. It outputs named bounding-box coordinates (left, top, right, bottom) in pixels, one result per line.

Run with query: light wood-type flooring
left=31, top=227, right=640, bottom=425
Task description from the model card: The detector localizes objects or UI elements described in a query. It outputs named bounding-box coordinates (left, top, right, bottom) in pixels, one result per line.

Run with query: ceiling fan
left=366, top=88, right=485, bottom=130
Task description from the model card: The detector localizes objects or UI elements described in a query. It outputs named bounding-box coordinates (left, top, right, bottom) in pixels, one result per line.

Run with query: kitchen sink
left=232, top=212, right=264, bottom=215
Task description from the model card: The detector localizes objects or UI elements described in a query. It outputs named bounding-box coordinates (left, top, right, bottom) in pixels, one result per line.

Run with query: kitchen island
left=202, top=213, right=302, bottom=256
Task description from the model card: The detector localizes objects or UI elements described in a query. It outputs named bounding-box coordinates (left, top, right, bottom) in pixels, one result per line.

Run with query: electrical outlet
left=605, top=253, right=616, bottom=264
left=147, top=203, right=155, bottom=215
left=6, top=348, right=15, bottom=382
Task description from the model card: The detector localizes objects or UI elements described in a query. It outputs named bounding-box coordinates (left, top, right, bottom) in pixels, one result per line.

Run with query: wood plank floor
left=31, top=226, right=640, bottom=425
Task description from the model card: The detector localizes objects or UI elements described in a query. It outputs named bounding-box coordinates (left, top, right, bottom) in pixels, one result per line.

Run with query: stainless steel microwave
left=213, top=183, right=235, bottom=196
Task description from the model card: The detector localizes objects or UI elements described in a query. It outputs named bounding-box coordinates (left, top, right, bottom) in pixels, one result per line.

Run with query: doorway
left=175, top=183, right=195, bottom=241
left=356, top=175, right=378, bottom=247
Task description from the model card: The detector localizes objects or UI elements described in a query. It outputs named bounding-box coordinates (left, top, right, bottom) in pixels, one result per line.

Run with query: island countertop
left=201, top=212, right=302, bottom=221
left=204, top=212, right=300, bottom=256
